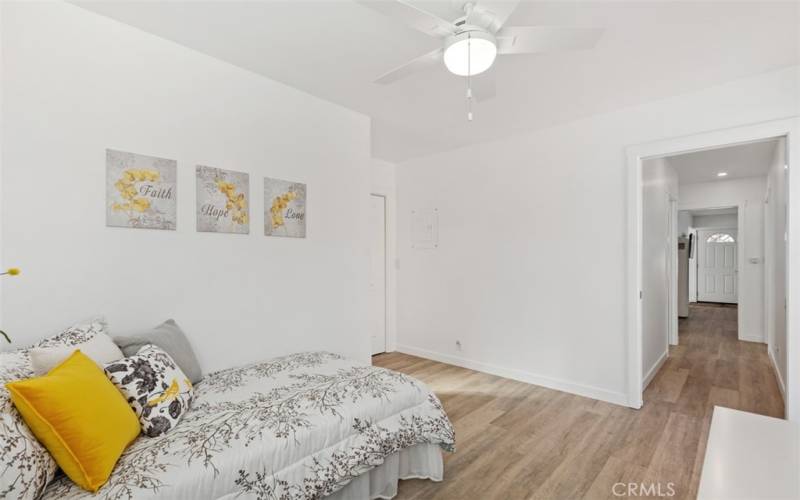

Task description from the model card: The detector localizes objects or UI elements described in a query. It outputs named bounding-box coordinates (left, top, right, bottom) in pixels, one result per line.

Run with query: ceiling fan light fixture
left=443, top=29, right=497, bottom=76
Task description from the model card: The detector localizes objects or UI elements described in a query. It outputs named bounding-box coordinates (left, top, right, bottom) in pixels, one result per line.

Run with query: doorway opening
left=627, top=118, right=798, bottom=419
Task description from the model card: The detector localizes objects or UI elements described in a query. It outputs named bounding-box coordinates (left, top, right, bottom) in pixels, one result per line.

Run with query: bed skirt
left=327, top=443, right=444, bottom=500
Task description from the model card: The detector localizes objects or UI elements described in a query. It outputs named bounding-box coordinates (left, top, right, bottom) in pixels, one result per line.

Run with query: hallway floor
left=374, top=302, right=784, bottom=499
left=654, top=302, right=784, bottom=419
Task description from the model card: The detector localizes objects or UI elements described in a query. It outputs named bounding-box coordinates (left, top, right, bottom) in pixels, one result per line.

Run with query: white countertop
left=698, top=406, right=800, bottom=500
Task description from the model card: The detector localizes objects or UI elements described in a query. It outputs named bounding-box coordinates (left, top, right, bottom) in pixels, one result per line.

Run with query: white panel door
left=697, top=228, right=738, bottom=303
left=369, top=195, right=387, bottom=355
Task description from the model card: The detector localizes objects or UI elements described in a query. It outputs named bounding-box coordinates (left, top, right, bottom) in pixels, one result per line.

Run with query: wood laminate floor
left=373, top=303, right=784, bottom=500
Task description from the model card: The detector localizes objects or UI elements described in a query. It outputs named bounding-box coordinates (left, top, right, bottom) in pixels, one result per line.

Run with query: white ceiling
left=669, top=138, right=781, bottom=185
left=73, top=1, right=800, bottom=162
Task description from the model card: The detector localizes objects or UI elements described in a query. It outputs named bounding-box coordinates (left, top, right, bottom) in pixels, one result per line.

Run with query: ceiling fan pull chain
left=467, top=32, right=473, bottom=121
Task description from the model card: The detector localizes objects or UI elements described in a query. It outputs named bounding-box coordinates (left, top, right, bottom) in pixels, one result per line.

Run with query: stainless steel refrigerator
left=678, top=235, right=692, bottom=318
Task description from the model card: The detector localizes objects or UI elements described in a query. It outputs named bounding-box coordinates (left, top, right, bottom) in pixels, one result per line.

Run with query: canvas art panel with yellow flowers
left=106, top=149, right=177, bottom=230
left=196, top=165, right=250, bottom=234
left=264, top=177, right=306, bottom=238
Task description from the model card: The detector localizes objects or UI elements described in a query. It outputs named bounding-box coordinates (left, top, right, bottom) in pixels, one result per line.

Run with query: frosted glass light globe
left=443, top=30, right=497, bottom=77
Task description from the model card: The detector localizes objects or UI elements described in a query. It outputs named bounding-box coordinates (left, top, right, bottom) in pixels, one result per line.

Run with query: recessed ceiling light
left=717, top=172, right=728, bottom=177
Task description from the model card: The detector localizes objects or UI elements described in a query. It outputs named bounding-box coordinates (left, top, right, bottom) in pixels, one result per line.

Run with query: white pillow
left=29, top=333, right=124, bottom=375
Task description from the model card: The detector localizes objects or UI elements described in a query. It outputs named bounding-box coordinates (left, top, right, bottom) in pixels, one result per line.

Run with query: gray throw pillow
left=114, top=319, right=203, bottom=383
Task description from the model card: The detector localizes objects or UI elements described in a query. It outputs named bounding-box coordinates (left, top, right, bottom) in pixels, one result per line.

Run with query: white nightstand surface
left=698, top=406, right=800, bottom=500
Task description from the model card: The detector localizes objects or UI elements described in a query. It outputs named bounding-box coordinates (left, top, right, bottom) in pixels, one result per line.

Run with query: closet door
left=369, top=195, right=387, bottom=355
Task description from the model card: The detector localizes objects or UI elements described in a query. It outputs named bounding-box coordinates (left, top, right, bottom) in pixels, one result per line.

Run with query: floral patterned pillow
left=1, top=351, right=58, bottom=500
left=1, top=317, right=107, bottom=499
left=35, top=316, right=108, bottom=349
left=104, top=344, right=194, bottom=438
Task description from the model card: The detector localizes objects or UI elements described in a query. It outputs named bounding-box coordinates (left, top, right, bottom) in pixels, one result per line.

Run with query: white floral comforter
left=41, top=352, right=455, bottom=500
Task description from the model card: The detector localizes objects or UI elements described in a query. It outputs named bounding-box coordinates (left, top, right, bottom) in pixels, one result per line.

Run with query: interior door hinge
left=640, top=290, right=643, bottom=299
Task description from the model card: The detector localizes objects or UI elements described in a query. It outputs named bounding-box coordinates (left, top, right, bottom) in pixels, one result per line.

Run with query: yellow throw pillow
left=5, top=350, right=140, bottom=492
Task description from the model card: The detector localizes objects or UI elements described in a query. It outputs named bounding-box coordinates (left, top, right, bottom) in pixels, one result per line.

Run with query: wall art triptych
left=105, top=149, right=306, bottom=238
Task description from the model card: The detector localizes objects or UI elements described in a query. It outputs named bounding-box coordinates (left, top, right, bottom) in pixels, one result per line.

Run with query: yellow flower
left=131, top=169, right=158, bottom=182
left=132, top=198, right=151, bottom=212
left=268, top=190, right=298, bottom=229
left=6, top=268, right=20, bottom=276
left=147, top=379, right=179, bottom=407
left=114, top=169, right=161, bottom=214
left=215, top=179, right=247, bottom=225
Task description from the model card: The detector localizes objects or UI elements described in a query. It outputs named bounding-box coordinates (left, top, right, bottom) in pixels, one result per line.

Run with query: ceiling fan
left=357, top=0, right=603, bottom=118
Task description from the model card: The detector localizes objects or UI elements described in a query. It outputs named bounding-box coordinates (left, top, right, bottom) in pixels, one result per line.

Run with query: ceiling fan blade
left=496, top=26, right=604, bottom=55
left=374, top=48, right=443, bottom=84
left=470, top=73, right=496, bottom=102
left=355, top=0, right=457, bottom=39
left=468, top=0, right=520, bottom=33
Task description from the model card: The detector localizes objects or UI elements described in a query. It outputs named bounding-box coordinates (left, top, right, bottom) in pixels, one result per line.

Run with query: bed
left=40, top=351, right=455, bottom=499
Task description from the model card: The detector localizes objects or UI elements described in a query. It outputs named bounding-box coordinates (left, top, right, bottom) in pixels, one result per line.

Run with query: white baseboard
left=768, top=347, right=786, bottom=402
left=739, top=332, right=766, bottom=343
left=395, top=344, right=630, bottom=408
left=642, top=351, right=668, bottom=390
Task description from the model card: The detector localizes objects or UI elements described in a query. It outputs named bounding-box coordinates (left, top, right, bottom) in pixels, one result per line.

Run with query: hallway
left=646, top=302, right=784, bottom=418
left=639, top=301, right=785, bottom=497
left=375, top=302, right=784, bottom=499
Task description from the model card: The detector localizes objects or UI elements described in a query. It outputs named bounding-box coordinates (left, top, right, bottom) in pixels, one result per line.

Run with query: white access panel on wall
left=697, top=228, right=738, bottom=303
left=411, top=209, right=438, bottom=249
left=370, top=195, right=387, bottom=355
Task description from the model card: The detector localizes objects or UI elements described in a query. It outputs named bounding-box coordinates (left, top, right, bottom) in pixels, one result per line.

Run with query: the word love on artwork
left=264, top=177, right=306, bottom=238
left=106, top=149, right=177, bottom=230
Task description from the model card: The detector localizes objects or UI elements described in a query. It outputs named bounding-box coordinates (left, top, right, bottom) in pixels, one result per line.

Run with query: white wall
left=680, top=177, right=766, bottom=341
left=0, top=2, right=373, bottom=371
left=395, top=64, right=798, bottom=405
left=765, top=139, right=787, bottom=396
left=678, top=210, right=693, bottom=237
left=693, top=213, right=738, bottom=228
left=642, top=158, right=678, bottom=386
left=370, top=158, right=397, bottom=353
